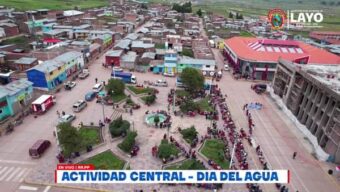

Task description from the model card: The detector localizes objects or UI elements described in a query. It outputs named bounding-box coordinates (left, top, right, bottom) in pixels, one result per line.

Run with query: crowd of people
left=243, top=103, right=290, bottom=192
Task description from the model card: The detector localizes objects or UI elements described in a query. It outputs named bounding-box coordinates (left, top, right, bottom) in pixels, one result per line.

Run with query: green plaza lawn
left=127, top=86, right=155, bottom=95
left=200, top=139, right=229, bottom=169
left=78, top=126, right=101, bottom=147
left=80, top=150, right=126, bottom=170
left=175, top=90, right=190, bottom=98
left=196, top=97, right=214, bottom=112
left=112, top=94, right=127, bottom=103
left=166, top=159, right=206, bottom=170
left=61, top=126, right=102, bottom=158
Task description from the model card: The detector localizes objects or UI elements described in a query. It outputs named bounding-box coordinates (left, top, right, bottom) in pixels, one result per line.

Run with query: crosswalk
left=0, top=166, right=31, bottom=183
left=110, top=109, right=124, bottom=120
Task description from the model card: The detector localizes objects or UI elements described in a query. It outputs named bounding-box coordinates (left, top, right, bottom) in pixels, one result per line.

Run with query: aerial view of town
left=0, top=0, right=339, bottom=191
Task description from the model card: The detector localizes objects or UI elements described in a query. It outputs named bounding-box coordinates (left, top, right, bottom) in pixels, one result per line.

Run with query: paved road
left=212, top=48, right=340, bottom=192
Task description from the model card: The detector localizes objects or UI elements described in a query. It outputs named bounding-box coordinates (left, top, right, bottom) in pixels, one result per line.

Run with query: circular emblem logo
left=268, top=9, right=287, bottom=30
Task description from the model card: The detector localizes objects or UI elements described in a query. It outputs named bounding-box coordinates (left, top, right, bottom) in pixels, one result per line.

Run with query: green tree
left=109, top=116, right=130, bottom=137
left=158, top=139, right=179, bottom=159
left=118, top=131, right=137, bottom=153
left=197, top=8, right=202, bottom=17
left=57, top=123, right=82, bottom=158
left=141, top=3, right=148, bottom=9
left=106, top=79, right=125, bottom=96
left=180, top=100, right=198, bottom=113
left=180, top=67, right=204, bottom=94
left=145, top=94, right=157, bottom=105
left=228, top=12, right=233, bottom=18
left=180, top=126, right=198, bottom=144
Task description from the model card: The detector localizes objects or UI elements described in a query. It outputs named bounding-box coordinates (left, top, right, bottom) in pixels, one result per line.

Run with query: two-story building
left=0, top=79, right=33, bottom=121
left=26, top=51, right=84, bottom=90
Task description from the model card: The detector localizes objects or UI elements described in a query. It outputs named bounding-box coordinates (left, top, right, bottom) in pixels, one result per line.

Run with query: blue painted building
left=0, top=79, right=33, bottom=121
left=163, top=50, right=178, bottom=76
left=26, top=51, right=84, bottom=91
left=26, top=60, right=66, bottom=91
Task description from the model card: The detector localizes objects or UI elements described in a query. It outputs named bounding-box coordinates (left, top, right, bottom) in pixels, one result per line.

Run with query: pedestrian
left=95, top=78, right=98, bottom=83
left=62, top=111, right=65, bottom=116
left=130, top=108, right=133, bottom=115
left=56, top=110, right=60, bottom=117
left=293, top=152, right=297, bottom=159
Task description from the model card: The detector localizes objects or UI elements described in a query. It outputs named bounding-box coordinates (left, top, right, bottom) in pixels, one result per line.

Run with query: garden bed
left=127, top=85, right=155, bottom=95
left=200, top=139, right=229, bottom=169
left=79, top=150, right=126, bottom=170
left=196, top=97, right=214, bottom=112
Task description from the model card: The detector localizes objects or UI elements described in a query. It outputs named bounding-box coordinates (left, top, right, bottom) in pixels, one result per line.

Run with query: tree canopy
left=57, top=123, right=82, bottom=158
left=172, top=2, right=192, bottom=13
left=109, top=116, right=130, bottom=137
left=196, top=8, right=202, bottom=17
left=106, top=79, right=125, bottom=96
left=180, top=67, right=204, bottom=94
left=180, top=126, right=198, bottom=144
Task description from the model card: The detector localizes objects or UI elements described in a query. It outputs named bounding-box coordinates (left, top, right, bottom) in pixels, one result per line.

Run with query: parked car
left=112, top=67, right=123, bottom=72
left=79, top=69, right=90, bottom=79
left=163, top=72, right=175, bottom=77
left=85, top=91, right=96, bottom=101
left=72, top=100, right=87, bottom=112
left=93, top=83, right=104, bottom=93
left=29, top=139, right=51, bottom=158
left=224, top=64, right=230, bottom=71
left=154, top=79, right=168, bottom=87
left=59, top=114, right=76, bottom=123
left=64, top=81, right=76, bottom=90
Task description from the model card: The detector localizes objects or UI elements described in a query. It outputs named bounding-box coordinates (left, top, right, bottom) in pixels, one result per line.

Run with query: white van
left=93, top=83, right=103, bottom=93
left=72, top=100, right=87, bottom=112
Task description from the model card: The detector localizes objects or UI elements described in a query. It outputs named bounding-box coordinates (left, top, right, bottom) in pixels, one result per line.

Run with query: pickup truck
left=79, top=69, right=90, bottom=79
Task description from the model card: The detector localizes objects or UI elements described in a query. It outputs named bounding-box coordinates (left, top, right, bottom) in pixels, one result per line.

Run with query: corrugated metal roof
left=0, top=79, right=32, bottom=96
left=122, top=51, right=137, bottom=63
left=131, top=41, right=155, bottom=49
left=114, top=39, right=131, bottom=49
left=54, top=51, right=82, bottom=63
left=124, top=33, right=139, bottom=40
left=29, top=60, right=63, bottom=73
left=142, top=52, right=156, bottom=59
left=15, top=57, right=37, bottom=65
left=106, top=50, right=123, bottom=57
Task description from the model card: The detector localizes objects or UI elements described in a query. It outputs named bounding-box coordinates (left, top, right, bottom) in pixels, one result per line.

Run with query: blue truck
left=111, top=71, right=137, bottom=84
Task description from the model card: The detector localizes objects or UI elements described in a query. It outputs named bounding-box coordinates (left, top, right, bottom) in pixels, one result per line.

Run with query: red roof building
left=309, top=31, right=340, bottom=45
left=223, top=37, right=340, bottom=80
